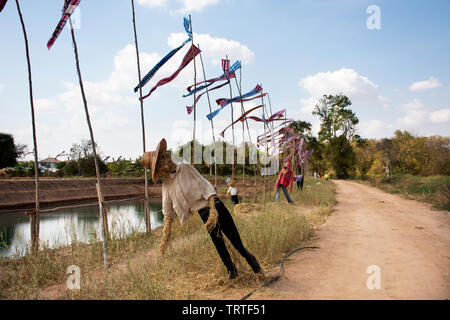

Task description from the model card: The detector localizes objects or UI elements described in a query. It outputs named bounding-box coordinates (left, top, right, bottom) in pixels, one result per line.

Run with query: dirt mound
left=0, top=178, right=162, bottom=212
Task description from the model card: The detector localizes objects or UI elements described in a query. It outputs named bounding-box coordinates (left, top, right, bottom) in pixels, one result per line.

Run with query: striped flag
left=141, top=44, right=201, bottom=100
left=134, top=17, right=193, bottom=92
left=186, top=80, right=230, bottom=114
left=222, top=59, right=230, bottom=78
left=206, top=84, right=263, bottom=120
left=185, top=60, right=241, bottom=94
left=47, top=0, right=81, bottom=50
left=184, top=17, right=193, bottom=41
left=0, top=0, right=8, bottom=13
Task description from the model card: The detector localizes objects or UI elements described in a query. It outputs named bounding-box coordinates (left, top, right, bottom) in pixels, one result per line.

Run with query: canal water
left=0, top=200, right=163, bottom=258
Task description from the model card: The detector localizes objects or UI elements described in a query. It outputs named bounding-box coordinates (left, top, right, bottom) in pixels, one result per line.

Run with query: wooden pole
left=130, top=0, right=151, bottom=234
left=15, top=0, right=40, bottom=254
left=225, top=55, right=235, bottom=182
left=190, top=15, right=197, bottom=166
left=233, top=72, right=257, bottom=202
left=198, top=44, right=217, bottom=189
left=234, top=68, right=245, bottom=193
left=262, top=94, right=267, bottom=204
left=69, top=17, right=108, bottom=270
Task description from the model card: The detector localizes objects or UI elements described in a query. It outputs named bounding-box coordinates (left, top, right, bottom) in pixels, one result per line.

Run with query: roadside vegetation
left=360, top=174, right=450, bottom=211
left=0, top=177, right=335, bottom=300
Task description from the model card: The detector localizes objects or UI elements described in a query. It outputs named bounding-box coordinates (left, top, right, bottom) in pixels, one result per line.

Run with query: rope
left=241, top=245, right=320, bottom=300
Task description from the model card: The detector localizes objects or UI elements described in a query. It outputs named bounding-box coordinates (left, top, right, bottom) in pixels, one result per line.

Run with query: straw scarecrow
left=142, top=138, right=263, bottom=279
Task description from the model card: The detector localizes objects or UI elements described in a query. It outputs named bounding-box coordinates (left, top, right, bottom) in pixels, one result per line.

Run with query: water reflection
left=0, top=200, right=163, bottom=258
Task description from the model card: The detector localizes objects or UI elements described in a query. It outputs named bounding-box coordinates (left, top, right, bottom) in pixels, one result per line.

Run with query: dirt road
left=252, top=180, right=450, bottom=300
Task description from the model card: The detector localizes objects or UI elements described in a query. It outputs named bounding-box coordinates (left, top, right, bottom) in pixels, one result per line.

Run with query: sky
left=0, top=0, right=449, bottom=162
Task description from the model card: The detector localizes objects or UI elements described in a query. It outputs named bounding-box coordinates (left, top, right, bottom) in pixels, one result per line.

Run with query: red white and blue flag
left=0, top=0, right=8, bottom=13
left=47, top=0, right=81, bottom=50
left=140, top=44, right=201, bottom=100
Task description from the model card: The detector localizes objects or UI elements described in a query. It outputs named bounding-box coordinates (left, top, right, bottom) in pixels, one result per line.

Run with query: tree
left=70, top=139, right=99, bottom=160
left=0, top=133, right=27, bottom=168
left=313, top=94, right=360, bottom=143
left=289, top=120, right=313, bottom=141
left=313, top=94, right=360, bottom=178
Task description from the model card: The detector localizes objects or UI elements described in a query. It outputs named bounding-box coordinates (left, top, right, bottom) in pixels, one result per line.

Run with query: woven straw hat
left=142, top=138, right=167, bottom=183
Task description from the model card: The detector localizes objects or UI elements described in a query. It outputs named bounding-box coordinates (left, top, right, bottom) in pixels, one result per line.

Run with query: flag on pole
left=185, top=60, right=241, bottom=93
left=141, top=44, right=201, bottom=100
left=207, top=84, right=263, bottom=120
left=186, top=80, right=230, bottom=114
left=0, top=0, right=8, bottom=13
left=134, top=17, right=193, bottom=92
left=47, top=0, right=81, bottom=50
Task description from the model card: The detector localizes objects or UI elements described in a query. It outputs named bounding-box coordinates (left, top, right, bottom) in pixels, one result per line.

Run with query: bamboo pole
left=130, top=0, right=151, bottom=234
left=234, top=68, right=245, bottom=192
left=69, top=17, right=108, bottom=270
left=233, top=70, right=257, bottom=202
left=15, top=0, right=40, bottom=254
left=225, top=55, right=235, bottom=182
left=198, top=44, right=217, bottom=189
left=190, top=15, right=197, bottom=166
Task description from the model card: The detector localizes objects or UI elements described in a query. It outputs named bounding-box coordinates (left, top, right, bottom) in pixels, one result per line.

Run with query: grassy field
left=0, top=177, right=336, bottom=300
left=360, top=174, right=450, bottom=211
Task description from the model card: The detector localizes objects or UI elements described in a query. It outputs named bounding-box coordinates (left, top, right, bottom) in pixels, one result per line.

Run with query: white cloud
left=298, top=68, right=383, bottom=113
left=137, top=0, right=169, bottom=8
left=137, top=0, right=220, bottom=14
left=430, top=109, right=450, bottom=123
left=358, top=120, right=394, bottom=139
left=396, top=99, right=450, bottom=131
left=35, top=98, right=59, bottom=113
left=0, top=83, right=3, bottom=94
left=168, top=32, right=255, bottom=65
left=175, top=0, right=220, bottom=14
left=408, top=76, right=442, bottom=91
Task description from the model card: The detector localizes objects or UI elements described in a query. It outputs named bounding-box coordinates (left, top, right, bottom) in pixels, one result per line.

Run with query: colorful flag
left=141, top=44, right=201, bottom=100
left=186, top=80, right=230, bottom=114
left=134, top=17, right=192, bottom=93
left=219, top=105, right=263, bottom=137
left=185, top=60, right=240, bottom=93
left=207, top=84, right=263, bottom=120
left=0, top=0, right=8, bottom=13
left=47, top=0, right=81, bottom=50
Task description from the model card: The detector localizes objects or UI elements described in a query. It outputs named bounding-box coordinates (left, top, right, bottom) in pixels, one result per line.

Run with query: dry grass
left=0, top=177, right=336, bottom=300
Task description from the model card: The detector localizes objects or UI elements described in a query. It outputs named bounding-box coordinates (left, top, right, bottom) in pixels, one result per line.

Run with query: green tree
left=0, top=133, right=27, bottom=168
left=313, top=94, right=360, bottom=178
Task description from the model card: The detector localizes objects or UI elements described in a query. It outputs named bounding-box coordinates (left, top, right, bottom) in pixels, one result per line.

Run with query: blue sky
left=0, top=0, right=449, bottom=161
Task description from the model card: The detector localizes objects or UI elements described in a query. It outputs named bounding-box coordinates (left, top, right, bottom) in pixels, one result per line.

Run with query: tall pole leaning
left=225, top=55, right=235, bottom=182
left=198, top=44, right=218, bottom=189
left=190, top=15, right=197, bottom=166
left=15, top=0, right=40, bottom=254
left=233, top=73, right=257, bottom=202
left=130, top=0, right=151, bottom=234
left=69, top=17, right=108, bottom=270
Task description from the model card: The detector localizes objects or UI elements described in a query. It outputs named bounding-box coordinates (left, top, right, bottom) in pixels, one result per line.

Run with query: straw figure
left=142, top=138, right=263, bottom=280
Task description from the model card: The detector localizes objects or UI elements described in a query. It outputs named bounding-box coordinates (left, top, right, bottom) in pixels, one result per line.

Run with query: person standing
left=275, top=162, right=294, bottom=204
left=294, top=174, right=304, bottom=191
left=226, top=179, right=239, bottom=205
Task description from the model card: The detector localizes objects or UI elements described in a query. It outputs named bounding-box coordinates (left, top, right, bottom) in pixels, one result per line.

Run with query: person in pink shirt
left=275, top=162, right=294, bottom=204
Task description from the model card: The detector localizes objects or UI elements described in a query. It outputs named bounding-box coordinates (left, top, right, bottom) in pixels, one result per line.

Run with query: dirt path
left=251, top=180, right=450, bottom=300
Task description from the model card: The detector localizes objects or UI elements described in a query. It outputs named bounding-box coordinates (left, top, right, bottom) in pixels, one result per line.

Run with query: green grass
left=0, top=177, right=336, bottom=300
left=362, top=174, right=450, bottom=211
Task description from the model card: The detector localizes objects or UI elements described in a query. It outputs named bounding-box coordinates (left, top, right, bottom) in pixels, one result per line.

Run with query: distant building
left=39, top=157, right=61, bottom=173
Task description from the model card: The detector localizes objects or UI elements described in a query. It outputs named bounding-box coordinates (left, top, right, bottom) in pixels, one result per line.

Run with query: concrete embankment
left=0, top=178, right=162, bottom=212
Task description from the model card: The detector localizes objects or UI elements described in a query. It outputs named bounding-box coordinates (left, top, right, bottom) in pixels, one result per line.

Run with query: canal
left=0, top=200, right=163, bottom=258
